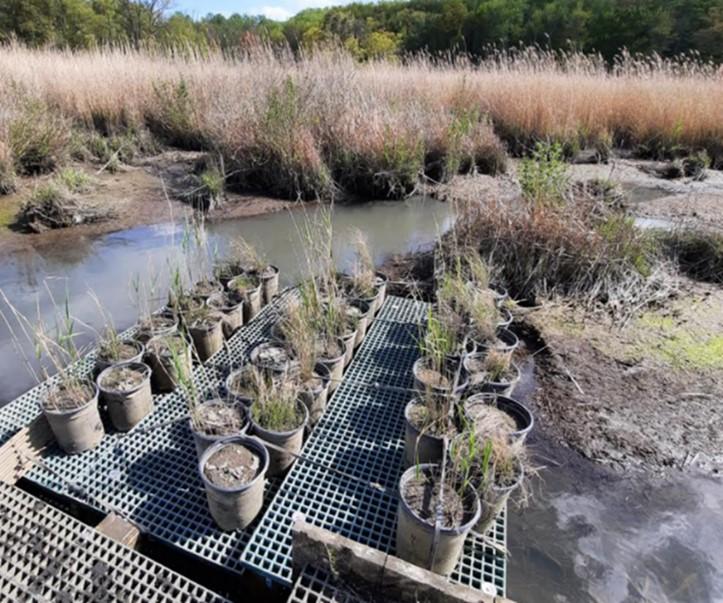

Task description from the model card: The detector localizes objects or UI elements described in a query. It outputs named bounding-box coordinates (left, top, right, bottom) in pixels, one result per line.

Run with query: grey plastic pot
left=298, top=363, right=331, bottom=426
left=412, top=356, right=469, bottom=399
left=494, top=328, right=519, bottom=355
left=43, top=383, right=104, bottom=454
left=403, top=399, right=455, bottom=467
left=396, top=464, right=481, bottom=576
left=259, top=265, right=279, bottom=305
left=229, top=276, right=262, bottom=322
left=341, top=327, right=358, bottom=368
left=189, top=400, right=249, bottom=458
left=207, top=292, right=244, bottom=338
left=462, top=393, right=533, bottom=442
left=249, top=341, right=295, bottom=379
left=348, top=300, right=372, bottom=349
left=199, top=436, right=269, bottom=531
left=147, top=334, right=192, bottom=393
left=490, top=284, right=509, bottom=308
left=189, top=313, right=225, bottom=361
left=134, top=314, right=178, bottom=345
left=251, top=402, right=308, bottom=477
left=316, top=337, right=346, bottom=394
left=94, top=339, right=145, bottom=376
left=192, top=279, right=223, bottom=301
left=97, top=362, right=153, bottom=432
left=475, top=464, right=523, bottom=535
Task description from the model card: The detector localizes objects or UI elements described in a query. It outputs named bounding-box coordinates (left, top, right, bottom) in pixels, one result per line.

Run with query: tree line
left=1, top=0, right=721, bottom=61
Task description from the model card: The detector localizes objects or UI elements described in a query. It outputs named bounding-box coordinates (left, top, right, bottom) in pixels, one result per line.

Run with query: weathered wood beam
left=0, top=414, right=53, bottom=485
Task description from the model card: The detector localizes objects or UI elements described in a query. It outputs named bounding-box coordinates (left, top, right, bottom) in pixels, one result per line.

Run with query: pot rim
left=43, top=381, right=99, bottom=416
left=189, top=399, right=249, bottom=439
left=462, top=393, right=533, bottom=438
left=207, top=291, right=244, bottom=312
left=97, top=338, right=145, bottom=363
left=250, top=399, right=309, bottom=438
left=404, top=398, right=454, bottom=443
left=199, top=435, right=270, bottom=494
left=398, top=463, right=481, bottom=535
left=228, top=275, right=261, bottom=295
left=97, top=361, right=152, bottom=395
left=413, top=355, right=469, bottom=393
left=316, top=336, right=346, bottom=363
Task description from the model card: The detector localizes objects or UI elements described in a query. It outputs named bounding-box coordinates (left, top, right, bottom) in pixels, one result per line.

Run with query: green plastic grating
left=17, top=292, right=293, bottom=577
left=287, top=566, right=367, bottom=603
left=242, top=296, right=507, bottom=596
left=0, top=482, right=229, bottom=602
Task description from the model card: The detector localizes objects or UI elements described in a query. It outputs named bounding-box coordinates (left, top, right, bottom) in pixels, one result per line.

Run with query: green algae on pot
left=42, top=380, right=104, bottom=454
left=207, top=290, right=244, bottom=338
left=146, top=333, right=192, bottom=393
left=97, top=361, right=153, bottom=432
left=199, top=436, right=268, bottom=531
left=189, top=398, right=249, bottom=457
left=396, top=464, right=480, bottom=576
left=228, top=274, right=262, bottom=322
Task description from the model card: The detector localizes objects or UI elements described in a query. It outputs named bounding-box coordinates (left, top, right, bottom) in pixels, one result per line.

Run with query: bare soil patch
left=523, top=279, right=723, bottom=476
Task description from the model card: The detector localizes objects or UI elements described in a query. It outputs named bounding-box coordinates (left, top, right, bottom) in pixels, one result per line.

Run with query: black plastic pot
left=462, top=393, right=533, bottom=442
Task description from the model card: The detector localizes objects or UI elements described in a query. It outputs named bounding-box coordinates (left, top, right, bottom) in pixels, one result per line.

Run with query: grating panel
left=0, top=482, right=229, bottom=602
left=242, top=297, right=506, bottom=596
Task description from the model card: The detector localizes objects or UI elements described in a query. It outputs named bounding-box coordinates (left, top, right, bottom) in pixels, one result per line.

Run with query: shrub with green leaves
left=518, top=141, right=569, bottom=206
left=57, top=168, right=92, bottom=193
left=0, top=141, right=16, bottom=194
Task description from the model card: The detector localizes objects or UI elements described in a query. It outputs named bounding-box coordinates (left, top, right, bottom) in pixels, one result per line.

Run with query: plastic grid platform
left=0, top=482, right=229, bottom=602
left=15, top=292, right=293, bottom=577
left=287, top=566, right=367, bottom=603
left=242, top=296, right=507, bottom=596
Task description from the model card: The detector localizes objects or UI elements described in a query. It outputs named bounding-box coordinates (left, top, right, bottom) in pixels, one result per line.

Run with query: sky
left=172, top=0, right=355, bottom=21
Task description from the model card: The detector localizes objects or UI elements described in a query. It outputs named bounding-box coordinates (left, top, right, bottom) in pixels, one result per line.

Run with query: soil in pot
left=98, top=362, right=153, bottom=431
left=200, top=437, right=268, bottom=530
left=190, top=400, right=248, bottom=457
left=249, top=341, right=297, bottom=379
left=228, top=275, right=262, bottom=322
left=188, top=311, right=225, bottom=361
left=135, top=314, right=177, bottom=344
left=225, top=368, right=256, bottom=405
left=147, top=334, right=191, bottom=393
left=396, top=465, right=480, bottom=576
left=43, top=381, right=104, bottom=454
left=463, top=394, right=533, bottom=442
left=296, top=364, right=330, bottom=426
left=192, top=279, right=223, bottom=300
left=95, top=339, right=144, bottom=375
left=251, top=398, right=307, bottom=476
left=208, top=291, right=244, bottom=338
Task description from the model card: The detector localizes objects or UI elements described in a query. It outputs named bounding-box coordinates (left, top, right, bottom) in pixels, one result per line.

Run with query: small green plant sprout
left=420, top=308, right=458, bottom=374
left=348, top=228, right=377, bottom=298
left=85, top=290, right=126, bottom=361
left=57, top=167, right=92, bottom=193
left=519, top=141, right=569, bottom=207
left=250, top=369, right=304, bottom=432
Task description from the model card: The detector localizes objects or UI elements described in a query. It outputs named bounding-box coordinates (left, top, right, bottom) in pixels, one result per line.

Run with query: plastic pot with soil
left=42, top=380, right=104, bottom=454
left=189, top=398, right=249, bottom=457
left=225, top=367, right=257, bottom=406
left=94, top=339, right=144, bottom=376
left=296, top=362, right=330, bottom=426
left=192, top=279, right=224, bottom=301
left=199, top=436, right=269, bottom=530
left=97, top=361, right=153, bottom=432
left=404, top=398, right=459, bottom=467
left=315, top=336, right=346, bottom=394
left=250, top=393, right=308, bottom=477
left=342, top=272, right=387, bottom=317
left=207, top=291, right=244, bottom=338
left=347, top=299, right=372, bottom=349
left=228, top=274, right=262, bottom=322
left=396, top=464, right=480, bottom=575
left=188, top=311, right=225, bottom=362
left=134, top=314, right=178, bottom=345
left=412, top=355, right=469, bottom=401
left=256, top=265, right=279, bottom=305
left=462, top=393, right=533, bottom=443
left=463, top=351, right=520, bottom=398
left=146, top=333, right=192, bottom=393
left=249, top=340, right=297, bottom=380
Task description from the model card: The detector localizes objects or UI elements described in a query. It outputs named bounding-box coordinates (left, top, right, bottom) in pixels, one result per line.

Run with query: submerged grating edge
left=0, top=482, right=229, bottom=602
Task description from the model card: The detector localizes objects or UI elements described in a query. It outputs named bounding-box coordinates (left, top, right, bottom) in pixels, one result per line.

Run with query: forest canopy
left=1, top=0, right=722, bottom=62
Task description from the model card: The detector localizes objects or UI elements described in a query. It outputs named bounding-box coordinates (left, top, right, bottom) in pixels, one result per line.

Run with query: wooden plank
left=0, top=414, right=52, bottom=485
left=291, top=515, right=514, bottom=603
left=96, top=513, right=141, bottom=549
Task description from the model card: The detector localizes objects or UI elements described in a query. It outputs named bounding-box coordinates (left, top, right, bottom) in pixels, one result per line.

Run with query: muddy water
left=508, top=356, right=723, bottom=603
left=0, top=198, right=453, bottom=404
